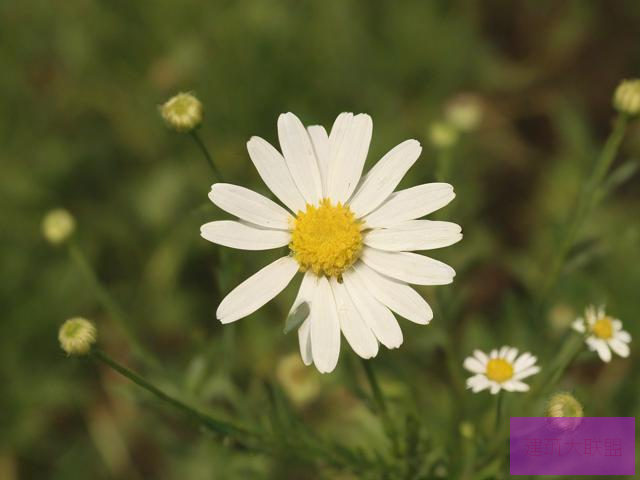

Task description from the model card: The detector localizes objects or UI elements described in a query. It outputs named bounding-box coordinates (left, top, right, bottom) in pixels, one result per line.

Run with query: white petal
left=572, top=319, right=586, bottom=333
left=594, top=340, right=611, bottom=362
left=502, top=380, right=529, bottom=392
left=463, top=356, right=485, bottom=374
left=291, top=272, right=317, bottom=366
left=200, top=221, right=290, bottom=250
left=364, top=220, right=462, bottom=252
left=360, top=248, right=455, bottom=285
left=513, top=365, right=540, bottom=381
left=467, top=374, right=490, bottom=392
left=499, top=346, right=509, bottom=358
left=277, top=113, right=323, bottom=204
left=348, top=139, right=422, bottom=217
left=489, top=382, right=502, bottom=394
left=490, top=349, right=499, bottom=359
left=310, top=276, right=341, bottom=373
left=216, top=256, right=298, bottom=324
left=327, top=113, right=373, bottom=203
left=505, top=347, right=518, bottom=364
left=513, top=353, right=537, bottom=371
left=353, top=262, right=433, bottom=324
left=617, top=330, right=631, bottom=343
left=246, top=136, right=306, bottom=214
left=330, top=278, right=378, bottom=359
left=342, top=270, right=403, bottom=349
left=363, top=183, right=455, bottom=229
left=608, top=338, right=630, bottom=358
left=209, top=183, right=292, bottom=230
left=473, top=350, right=489, bottom=364
left=307, top=125, right=330, bottom=197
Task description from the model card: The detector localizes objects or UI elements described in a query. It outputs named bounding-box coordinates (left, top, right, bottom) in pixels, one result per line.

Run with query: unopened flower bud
left=429, top=121, right=458, bottom=149
left=445, top=94, right=483, bottom=131
left=545, top=392, right=584, bottom=433
left=160, top=92, right=203, bottom=132
left=613, top=79, right=640, bottom=116
left=42, top=208, right=75, bottom=245
left=59, top=317, right=97, bottom=356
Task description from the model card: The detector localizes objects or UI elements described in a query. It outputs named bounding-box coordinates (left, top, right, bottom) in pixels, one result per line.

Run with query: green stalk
left=190, top=130, right=226, bottom=183
left=538, top=114, right=629, bottom=308
left=494, top=391, right=503, bottom=433
left=361, top=359, right=400, bottom=456
left=69, top=242, right=159, bottom=369
left=92, top=349, right=251, bottom=440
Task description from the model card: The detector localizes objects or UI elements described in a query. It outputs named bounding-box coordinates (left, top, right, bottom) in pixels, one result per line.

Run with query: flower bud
left=613, top=79, right=640, bottom=116
left=59, top=317, right=97, bottom=356
left=445, top=94, right=483, bottom=131
left=428, top=121, right=458, bottom=149
left=42, top=208, right=75, bottom=245
left=545, top=392, right=584, bottom=433
left=160, top=92, right=203, bottom=132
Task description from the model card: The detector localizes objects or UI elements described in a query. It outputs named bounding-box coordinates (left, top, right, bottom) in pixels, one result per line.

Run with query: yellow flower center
left=290, top=199, right=362, bottom=278
left=592, top=316, right=613, bottom=339
left=485, top=359, right=514, bottom=383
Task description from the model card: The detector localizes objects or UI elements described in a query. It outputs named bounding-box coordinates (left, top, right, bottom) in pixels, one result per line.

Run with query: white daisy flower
left=201, top=112, right=462, bottom=373
left=463, top=346, right=540, bottom=394
left=572, top=305, right=631, bottom=363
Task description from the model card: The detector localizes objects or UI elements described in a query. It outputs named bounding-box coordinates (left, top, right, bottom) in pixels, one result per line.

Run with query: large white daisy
left=201, top=112, right=462, bottom=373
left=572, top=305, right=631, bottom=362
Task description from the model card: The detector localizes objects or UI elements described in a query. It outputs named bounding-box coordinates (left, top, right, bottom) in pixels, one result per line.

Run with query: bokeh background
left=2, top=1, right=639, bottom=478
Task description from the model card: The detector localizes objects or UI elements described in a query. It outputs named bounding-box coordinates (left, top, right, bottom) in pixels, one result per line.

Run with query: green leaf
left=283, top=302, right=310, bottom=334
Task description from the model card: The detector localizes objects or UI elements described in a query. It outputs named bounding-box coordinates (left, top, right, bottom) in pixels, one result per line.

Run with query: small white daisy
left=201, top=112, right=462, bottom=373
left=463, top=346, right=540, bottom=394
left=572, top=305, right=631, bottom=363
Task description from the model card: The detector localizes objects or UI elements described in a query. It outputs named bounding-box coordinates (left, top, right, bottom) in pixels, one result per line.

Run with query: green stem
left=538, top=114, right=628, bottom=308
left=535, top=333, right=584, bottom=397
left=190, top=130, right=225, bottom=182
left=436, top=147, right=453, bottom=182
left=361, top=359, right=400, bottom=456
left=494, top=391, right=503, bottom=433
left=92, top=349, right=249, bottom=440
left=68, top=242, right=159, bottom=369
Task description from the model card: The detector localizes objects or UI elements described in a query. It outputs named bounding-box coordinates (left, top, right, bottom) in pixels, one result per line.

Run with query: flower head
left=428, top=121, right=458, bottom=149
left=59, top=317, right=97, bottom=356
left=276, top=353, right=321, bottom=406
left=42, top=208, right=75, bottom=245
left=572, top=305, right=631, bottom=362
left=445, top=94, right=483, bottom=131
left=160, top=92, right=203, bottom=132
left=464, top=346, right=540, bottom=394
left=545, top=392, right=584, bottom=432
left=201, top=112, right=462, bottom=372
left=613, top=79, right=640, bottom=116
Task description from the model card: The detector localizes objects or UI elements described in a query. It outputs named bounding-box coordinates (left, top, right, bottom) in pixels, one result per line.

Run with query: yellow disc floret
left=290, top=199, right=362, bottom=278
left=485, top=359, right=514, bottom=383
left=592, top=316, right=613, bottom=339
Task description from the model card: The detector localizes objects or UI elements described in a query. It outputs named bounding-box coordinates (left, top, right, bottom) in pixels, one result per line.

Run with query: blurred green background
left=2, top=0, right=639, bottom=478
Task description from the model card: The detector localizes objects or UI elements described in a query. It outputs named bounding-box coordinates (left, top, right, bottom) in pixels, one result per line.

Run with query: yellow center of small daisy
left=591, top=316, right=613, bottom=339
left=290, top=199, right=362, bottom=278
left=485, top=359, right=514, bottom=383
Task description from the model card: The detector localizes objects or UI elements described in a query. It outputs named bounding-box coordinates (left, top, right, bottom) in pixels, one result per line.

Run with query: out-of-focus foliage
left=1, top=0, right=639, bottom=478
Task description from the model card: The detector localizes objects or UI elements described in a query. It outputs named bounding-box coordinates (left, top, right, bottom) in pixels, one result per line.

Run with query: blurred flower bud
left=445, top=94, right=483, bottom=131
left=59, top=317, right=97, bottom=356
left=428, top=121, right=458, bottom=149
left=613, top=79, right=640, bottom=116
left=545, top=392, right=584, bottom=433
left=42, top=208, right=75, bottom=245
left=459, top=421, right=475, bottom=439
left=160, top=92, right=203, bottom=132
left=276, top=353, right=320, bottom=407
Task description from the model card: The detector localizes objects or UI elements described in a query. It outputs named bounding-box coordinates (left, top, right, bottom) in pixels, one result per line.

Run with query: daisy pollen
left=290, top=199, right=362, bottom=278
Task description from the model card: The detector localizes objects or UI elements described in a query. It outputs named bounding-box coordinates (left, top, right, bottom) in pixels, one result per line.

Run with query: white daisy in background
left=201, top=112, right=462, bottom=373
left=463, top=346, right=540, bottom=394
left=572, top=305, right=631, bottom=362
